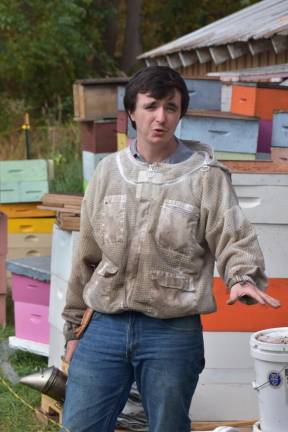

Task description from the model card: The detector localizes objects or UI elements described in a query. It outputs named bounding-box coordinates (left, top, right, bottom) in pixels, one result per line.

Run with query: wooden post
left=23, top=112, right=32, bottom=159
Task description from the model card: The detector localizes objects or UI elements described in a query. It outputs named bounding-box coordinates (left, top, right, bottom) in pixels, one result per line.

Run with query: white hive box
left=232, top=173, right=288, bottom=278
left=48, top=324, right=65, bottom=368
left=48, top=273, right=67, bottom=331
left=191, top=332, right=258, bottom=421
left=51, top=224, right=79, bottom=282
left=49, top=225, right=80, bottom=368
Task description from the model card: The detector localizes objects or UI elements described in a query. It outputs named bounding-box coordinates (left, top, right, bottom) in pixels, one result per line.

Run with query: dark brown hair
left=124, top=66, right=189, bottom=129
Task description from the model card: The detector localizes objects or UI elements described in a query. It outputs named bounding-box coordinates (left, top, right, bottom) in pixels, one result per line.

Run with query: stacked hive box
left=175, top=110, right=259, bottom=161
left=116, top=84, right=135, bottom=151
left=0, top=212, right=7, bottom=325
left=5, top=205, right=55, bottom=260
left=175, top=78, right=261, bottom=161
left=7, top=256, right=51, bottom=356
left=190, top=171, right=288, bottom=421
left=73, top=78, right=128, bottom=189
left=231, top=83, right=288, bottom=157
left=271, top=110, right=288, bottom=161
left=0, top=159, right=50, bottom=203
left=48, top=224, right=79, bottom=368
left=0, top=160, right=55, bottom=260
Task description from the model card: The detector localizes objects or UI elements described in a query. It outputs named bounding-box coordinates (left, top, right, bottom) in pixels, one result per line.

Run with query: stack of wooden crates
left=73, top=78, right=128, bottom=189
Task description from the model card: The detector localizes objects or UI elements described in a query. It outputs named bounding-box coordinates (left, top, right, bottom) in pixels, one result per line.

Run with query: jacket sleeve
left=202, top=167, right=267, bottom=298
left=62, top=196, right=102, bottom=341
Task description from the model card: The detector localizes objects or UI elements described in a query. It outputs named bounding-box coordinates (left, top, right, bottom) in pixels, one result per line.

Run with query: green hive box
left=0, top=160, right=49, bottom=203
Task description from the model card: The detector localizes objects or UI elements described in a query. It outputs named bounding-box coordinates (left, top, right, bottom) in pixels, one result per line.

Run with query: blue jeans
left=62, top=311, right=205, bottom=432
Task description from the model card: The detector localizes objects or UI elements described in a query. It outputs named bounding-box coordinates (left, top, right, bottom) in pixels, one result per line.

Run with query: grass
left=0, top=120, right=84, bottom=195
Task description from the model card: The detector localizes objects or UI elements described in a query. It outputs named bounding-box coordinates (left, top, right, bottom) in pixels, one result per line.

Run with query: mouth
left=152, top=128, right=166, bottom=134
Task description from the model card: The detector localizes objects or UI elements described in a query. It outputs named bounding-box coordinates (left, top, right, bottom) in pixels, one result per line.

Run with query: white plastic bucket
left=250, top=327, right=288, bottom=432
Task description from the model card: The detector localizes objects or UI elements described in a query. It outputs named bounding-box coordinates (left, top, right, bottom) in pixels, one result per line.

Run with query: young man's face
left=129, top=90, right=182, bottom=150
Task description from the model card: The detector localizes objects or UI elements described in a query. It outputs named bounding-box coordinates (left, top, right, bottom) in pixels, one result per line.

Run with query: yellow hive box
left=8, top=233, right=52, bottom=249
left=117, top=133, right=128, bottom=151
left=8, top=218, right=55, bottom=234
left=0, top=203, right=55, bottom=219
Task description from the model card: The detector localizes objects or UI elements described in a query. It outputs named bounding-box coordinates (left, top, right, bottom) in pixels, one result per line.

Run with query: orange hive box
left=231, top=84, right=288, bottom=120
left=202, top=278, right=288, bottom=332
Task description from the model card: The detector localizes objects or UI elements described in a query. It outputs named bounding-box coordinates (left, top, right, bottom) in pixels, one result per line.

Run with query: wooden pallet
left=191, top=421, right=254, bottom=431
left=36, top=394, right=63, bottom=426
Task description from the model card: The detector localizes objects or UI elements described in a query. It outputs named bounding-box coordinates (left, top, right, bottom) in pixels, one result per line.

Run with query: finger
left=258, top=291, right=281, bottom=308
left=227, top=285, right=265, bottom=305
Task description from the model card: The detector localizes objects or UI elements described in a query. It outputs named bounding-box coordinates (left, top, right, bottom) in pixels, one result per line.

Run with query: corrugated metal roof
left=138, top=0, right=288, bottom=59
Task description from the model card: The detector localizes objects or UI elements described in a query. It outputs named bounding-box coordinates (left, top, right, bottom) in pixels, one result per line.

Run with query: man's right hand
left=65, top=339, right=80, bottom=363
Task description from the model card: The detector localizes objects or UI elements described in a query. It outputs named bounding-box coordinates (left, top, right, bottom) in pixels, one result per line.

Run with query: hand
left=227, top=282, right=281, bottom=308
left=65, top=339, right=80, bottom=363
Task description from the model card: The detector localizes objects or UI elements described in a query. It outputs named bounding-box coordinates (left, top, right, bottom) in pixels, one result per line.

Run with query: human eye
left=166, top=104, right=178, bottom=112
left=144, top=102, right=157, bottom=110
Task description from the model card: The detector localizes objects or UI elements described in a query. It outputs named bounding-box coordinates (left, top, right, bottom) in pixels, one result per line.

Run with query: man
left=62, top=66, right=280, bottom=432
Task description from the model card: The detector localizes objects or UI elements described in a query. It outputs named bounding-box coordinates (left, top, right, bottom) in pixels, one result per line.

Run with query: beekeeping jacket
left=62, top=141, right=267, bottom=340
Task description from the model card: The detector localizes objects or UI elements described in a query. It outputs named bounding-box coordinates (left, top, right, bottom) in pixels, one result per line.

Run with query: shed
left=138, top=0, right=288, bottom=77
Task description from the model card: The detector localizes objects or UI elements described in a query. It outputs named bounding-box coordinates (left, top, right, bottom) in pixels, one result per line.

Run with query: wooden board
left=186, top=109, right=258, bottom=121
left=56, top=214, right=80, bottom=231
left=36, top=394, right=63, bottom=426
left=222, top=160, right=288, bottom=172
left=42, top=193, right=83, bottom=207
left=37, top=205, right=81, bottom=214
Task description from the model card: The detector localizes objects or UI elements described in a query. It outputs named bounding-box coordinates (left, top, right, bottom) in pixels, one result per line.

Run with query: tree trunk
left=121, top=0, right=142, bottom=72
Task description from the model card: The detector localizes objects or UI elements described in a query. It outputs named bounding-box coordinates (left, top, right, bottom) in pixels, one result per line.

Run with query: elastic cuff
left=228, top=274, right=256, bottom=290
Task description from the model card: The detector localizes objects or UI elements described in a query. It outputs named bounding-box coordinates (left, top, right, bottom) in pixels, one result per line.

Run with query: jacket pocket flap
left=150, top=270, right=192, bottom=291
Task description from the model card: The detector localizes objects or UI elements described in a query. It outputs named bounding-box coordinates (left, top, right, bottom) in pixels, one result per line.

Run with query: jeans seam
left=104, top=380, right=133, bottom=431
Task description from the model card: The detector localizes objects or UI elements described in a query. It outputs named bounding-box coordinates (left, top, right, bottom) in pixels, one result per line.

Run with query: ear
left=128, top=111, right=135, bottom=122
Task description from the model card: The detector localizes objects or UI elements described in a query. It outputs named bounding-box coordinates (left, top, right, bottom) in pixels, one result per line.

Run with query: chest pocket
left=102, top=195, right=127, bottom=244
left=155, top=199, right=200, bottom=255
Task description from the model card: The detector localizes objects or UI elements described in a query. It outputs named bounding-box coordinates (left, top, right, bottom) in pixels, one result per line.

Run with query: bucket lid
left=250, top=327, right=288, bottom=352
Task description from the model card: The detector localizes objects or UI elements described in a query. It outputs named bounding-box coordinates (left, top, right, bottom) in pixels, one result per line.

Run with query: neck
left=136, top=137, right=178, bottom=163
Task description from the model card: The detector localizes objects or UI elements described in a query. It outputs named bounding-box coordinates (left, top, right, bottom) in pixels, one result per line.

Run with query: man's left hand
left=227, top=282, right=281, bottom=308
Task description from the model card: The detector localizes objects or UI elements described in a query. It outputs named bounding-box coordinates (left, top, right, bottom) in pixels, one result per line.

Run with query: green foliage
left=0, top=0, right=119, bottom=122
left=10, top=350, right=48, bottom=377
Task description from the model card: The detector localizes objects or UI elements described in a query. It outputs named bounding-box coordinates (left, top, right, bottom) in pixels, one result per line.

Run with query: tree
left=141, top=0, right=261, bottom=52
left=121, top=0, right=143, bottom=73
left=0, top=0, right=119, bottom=120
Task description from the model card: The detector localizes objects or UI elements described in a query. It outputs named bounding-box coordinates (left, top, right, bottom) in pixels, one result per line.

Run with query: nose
left=155, top=107, right=166, bottom=123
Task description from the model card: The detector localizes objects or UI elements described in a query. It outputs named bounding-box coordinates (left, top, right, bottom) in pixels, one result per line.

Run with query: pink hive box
left=12, top=274, right=50, bottom=305
left=257, top=119, right=272, bottom=153
left=14, top=301, right=49, bottom=344
left=0, top=294, right=6, bottom=325
left=0, top=259, right=6, bottom=294
left=0, top=212, right=7, bottom=256
left=6, top=256, right=51, bottom=343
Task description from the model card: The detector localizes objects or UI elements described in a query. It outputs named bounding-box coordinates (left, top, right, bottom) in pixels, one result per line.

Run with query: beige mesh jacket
left=62, top=142, right=267, bottom=340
